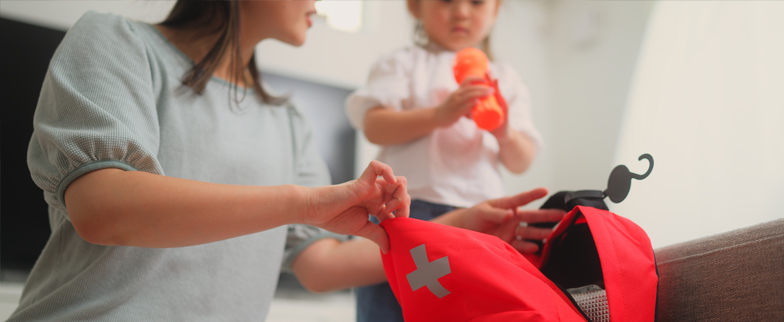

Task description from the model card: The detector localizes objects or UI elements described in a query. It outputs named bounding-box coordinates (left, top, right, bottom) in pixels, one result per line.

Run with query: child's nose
left=452, top=1, right=471, bottom=18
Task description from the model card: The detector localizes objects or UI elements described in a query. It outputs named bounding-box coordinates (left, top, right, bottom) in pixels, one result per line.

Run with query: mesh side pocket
left=571, top=288, right=610, bottom=322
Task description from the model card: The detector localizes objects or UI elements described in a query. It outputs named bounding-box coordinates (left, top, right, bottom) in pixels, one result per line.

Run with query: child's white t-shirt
left=346, top=45, right=543, bottom=208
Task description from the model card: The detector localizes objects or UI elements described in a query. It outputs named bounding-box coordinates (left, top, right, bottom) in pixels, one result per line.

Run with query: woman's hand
left=445, top=187, right=565, bottom=253
left=303, top=161, right=410, bottom=253
left=434, top=76, right=494, bottom=128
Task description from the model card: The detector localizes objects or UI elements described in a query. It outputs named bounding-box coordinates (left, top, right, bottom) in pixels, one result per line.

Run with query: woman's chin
left=278, top=35, right=307, bottom=47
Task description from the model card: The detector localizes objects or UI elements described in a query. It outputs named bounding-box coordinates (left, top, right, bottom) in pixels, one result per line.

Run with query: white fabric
left=346, top=45, right=542, bottom=208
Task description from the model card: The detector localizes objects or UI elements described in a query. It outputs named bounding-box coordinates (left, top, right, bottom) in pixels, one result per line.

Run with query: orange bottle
left=452, top=48, right=504, bottom=131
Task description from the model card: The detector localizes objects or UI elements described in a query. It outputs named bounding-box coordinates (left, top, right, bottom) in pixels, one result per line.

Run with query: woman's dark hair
left=160, top=0, right=286, bottom=105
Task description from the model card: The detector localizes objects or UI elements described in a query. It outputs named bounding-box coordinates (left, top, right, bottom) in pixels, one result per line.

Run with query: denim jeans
left=355, top=199, right=456, bottom=322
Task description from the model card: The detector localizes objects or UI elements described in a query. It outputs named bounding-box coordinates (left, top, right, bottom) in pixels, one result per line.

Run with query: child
left=346, top=0, right=543, bottom=321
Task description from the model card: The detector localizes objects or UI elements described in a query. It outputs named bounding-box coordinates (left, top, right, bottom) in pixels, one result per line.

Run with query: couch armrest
left=654, top=218, right=784, bottom=321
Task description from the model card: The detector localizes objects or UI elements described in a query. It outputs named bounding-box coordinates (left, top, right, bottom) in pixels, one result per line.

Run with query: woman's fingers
left=515, top=225, right=553, bottom=241
left=515, top=208, right=566, bottom=224
left=375, top=206, right=396, bottom=222
left=367, top=160, right=397, bottom=185
left=490, top=187, right=549, bottom=210
left=355, top=220, right=391, bottom=254
left=479, top=205, right=515, bottom=224
left=359, top=161, right=397, bottom=190
left=375, top=176, right=409, bottom=219
left=510, top=239, right=540, bottom=254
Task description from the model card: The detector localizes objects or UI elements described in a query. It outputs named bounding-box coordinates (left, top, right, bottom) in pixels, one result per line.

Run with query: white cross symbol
left=406, top=244, right=451, bottom=298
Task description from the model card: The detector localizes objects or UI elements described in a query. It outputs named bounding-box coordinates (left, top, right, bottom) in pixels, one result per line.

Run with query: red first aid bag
left=380, top=155, right=659, bottom=321
left=380, top=205, right=658, bottom=322
left=380, top=217, right=586, bottom=322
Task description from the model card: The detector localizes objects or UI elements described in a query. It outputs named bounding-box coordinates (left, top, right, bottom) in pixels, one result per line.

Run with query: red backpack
left=380, top=155, right=658, bottom=321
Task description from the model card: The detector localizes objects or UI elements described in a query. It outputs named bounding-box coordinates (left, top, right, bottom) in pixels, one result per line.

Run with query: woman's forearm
left=292, top=238, right=386, bottom=292
left=292, top=210, right=475, bottom=292
left=293, top=205, right=512, bottom=292
left=497, top=130, right=537, bottom=174
left=65, top=168, right=311, bottom=248
left=363, top=106, right=439, bottom=145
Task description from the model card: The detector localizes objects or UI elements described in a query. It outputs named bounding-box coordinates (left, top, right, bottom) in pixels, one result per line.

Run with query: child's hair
left=408, top=0, right=496, bottom=61
left=160, top=0, right=287, bottom=105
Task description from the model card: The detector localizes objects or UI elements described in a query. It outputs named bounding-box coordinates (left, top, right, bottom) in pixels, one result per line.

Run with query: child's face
left=241, top=0, right=317, bottom=47
left=410, top=0, right=500, bottom=51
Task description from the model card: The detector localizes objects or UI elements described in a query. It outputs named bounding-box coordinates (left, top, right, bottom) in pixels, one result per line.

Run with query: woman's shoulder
left=49, top=11, right=169, bottom=77
left=59, top=11, right=155, bottom=58
left=69, top=11, right=142, bottom=39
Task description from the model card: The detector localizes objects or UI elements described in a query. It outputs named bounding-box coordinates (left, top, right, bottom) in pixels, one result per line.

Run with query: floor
left=0, top=271, right=356, bottom=321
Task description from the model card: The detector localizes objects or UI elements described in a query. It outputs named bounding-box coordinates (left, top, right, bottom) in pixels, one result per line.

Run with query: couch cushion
left=654, top=219, right=784, bottom=321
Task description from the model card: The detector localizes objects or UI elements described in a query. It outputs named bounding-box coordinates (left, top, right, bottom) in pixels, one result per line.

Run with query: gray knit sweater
left=11, top=11, right=335, bottom=321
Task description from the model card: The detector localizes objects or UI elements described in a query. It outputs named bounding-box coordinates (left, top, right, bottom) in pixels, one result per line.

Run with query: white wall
left=546, top=0, right=654, bottom=194
left=256, top=1, right=413, bottom=90
left=612, top=1, right=784, bottom=248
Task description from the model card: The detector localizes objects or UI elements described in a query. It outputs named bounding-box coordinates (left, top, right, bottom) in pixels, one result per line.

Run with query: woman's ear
left=407, top=0, right=421, bottom=19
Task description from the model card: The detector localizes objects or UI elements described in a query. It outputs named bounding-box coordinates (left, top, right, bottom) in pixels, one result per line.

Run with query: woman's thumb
left=356, top=221, right=391, bottom=254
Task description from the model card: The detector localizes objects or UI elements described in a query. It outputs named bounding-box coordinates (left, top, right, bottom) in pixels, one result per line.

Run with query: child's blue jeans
left=355, top=199, right=457, bottom=322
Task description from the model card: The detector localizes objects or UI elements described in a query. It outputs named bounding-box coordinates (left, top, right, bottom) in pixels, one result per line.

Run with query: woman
left=9, top=1, right=562, bottom=321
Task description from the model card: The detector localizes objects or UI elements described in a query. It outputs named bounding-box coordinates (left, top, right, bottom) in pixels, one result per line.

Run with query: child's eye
left=472, top=0, right=486, bottom=5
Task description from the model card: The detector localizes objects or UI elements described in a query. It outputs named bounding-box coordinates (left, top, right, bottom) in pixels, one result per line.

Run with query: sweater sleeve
left=26, top=12, right=163, bottom=216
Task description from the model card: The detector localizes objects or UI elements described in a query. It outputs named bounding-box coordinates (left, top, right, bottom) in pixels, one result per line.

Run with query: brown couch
left=654, top=218, right=784, bottom=321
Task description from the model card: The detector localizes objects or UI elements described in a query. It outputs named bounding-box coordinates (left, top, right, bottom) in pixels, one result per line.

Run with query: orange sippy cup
left=453, top=48, right=504, bottom=131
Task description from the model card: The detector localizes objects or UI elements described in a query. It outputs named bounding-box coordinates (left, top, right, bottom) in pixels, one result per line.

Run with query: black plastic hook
left=604, top=154, right=654, bottom=204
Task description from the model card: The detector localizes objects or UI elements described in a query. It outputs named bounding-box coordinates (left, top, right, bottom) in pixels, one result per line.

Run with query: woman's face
left=410, top=0, right=500, bottom=51
left=241, top=0, right=317, bottom=47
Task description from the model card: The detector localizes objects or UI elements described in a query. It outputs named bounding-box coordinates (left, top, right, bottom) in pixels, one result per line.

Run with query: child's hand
left=485, top=72, right=512, bottom=140
left=303, top=161, right=410, bottom=253
left=435, top=76, right=494, bottom=128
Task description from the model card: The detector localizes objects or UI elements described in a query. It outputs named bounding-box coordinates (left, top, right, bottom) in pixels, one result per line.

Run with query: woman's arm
left=66, top=168, right=304, bottom=248
left=65, top=161, right=409, bottom=251
left=363, top=77, right=493, bottom=145
left=291, top=188, right=565, bottom=292
left=292, top=237, right=385, bottom=292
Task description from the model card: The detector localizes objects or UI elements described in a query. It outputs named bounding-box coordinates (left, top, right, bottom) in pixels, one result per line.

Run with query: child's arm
left=495, top=128, right=538, bottom=174
left=487, top=78, right=538, bottom=174
left=291, top=188, right=565, bottom=292
left=363, top=77, right=494, bottom=145
left=65, top=161, right=409, bottom=252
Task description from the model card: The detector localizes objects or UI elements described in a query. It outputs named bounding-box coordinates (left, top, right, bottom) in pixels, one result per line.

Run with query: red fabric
left=532, top=206, right=659, bottom=322
left=574, top=206, right=658, bottom=322
left=380, top=218, right=585, bottom=322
